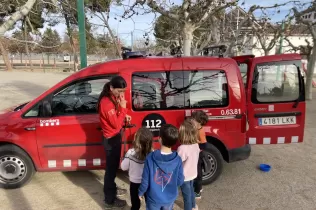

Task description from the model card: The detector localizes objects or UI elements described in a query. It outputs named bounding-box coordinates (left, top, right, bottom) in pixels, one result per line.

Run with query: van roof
left=76, top=56, right=238, bottom=77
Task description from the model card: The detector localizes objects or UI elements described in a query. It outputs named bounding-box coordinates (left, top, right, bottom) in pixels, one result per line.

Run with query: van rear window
left=252, top=62, right=300, bottom=103
left=132, top=70, right=228, bottom=111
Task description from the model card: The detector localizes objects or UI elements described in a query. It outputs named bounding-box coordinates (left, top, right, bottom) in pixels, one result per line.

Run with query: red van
left=0, top=52, right=305, bottom=189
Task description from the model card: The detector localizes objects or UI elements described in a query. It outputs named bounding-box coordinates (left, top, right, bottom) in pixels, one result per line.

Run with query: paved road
left=0, top=71, right=316, bottom=210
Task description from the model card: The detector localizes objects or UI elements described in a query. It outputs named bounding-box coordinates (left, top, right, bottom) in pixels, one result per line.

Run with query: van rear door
left=244, top=53, right=305, bottom=145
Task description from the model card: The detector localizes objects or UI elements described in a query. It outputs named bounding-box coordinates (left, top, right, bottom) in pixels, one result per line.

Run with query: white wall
left=250, top=35, right=313, bottom=57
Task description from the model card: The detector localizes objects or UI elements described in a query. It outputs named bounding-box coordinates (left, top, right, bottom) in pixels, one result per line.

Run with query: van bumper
left=228, top=144, right=251, bottom=163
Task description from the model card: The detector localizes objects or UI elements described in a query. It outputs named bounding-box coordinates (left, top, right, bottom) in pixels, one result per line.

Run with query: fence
left=0, top=53, right=118, bottom=72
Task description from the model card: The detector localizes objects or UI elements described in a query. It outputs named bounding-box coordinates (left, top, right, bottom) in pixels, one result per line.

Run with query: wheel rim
left=0, top=156, right=27, bottom=184
left=202, top=152, right=217, bottom=181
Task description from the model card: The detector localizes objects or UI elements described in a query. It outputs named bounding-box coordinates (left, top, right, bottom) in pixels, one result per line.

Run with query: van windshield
left=251, top=61, right=302, bottom=103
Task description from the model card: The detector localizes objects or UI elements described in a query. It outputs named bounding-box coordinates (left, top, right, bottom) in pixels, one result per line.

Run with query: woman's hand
left=125, top=115, right=132, bottom=123
left=119, top=94, right=127, bottom=108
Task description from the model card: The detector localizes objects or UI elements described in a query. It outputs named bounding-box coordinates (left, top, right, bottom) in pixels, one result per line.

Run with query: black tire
left=201, top=143, right=224, bottom=185
left=0, top=145, right=35, bottom=189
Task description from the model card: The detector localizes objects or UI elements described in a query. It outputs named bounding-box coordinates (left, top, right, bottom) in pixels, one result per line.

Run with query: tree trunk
left=24, top=21, right=33, bottom=71
left=0, top=38, right=13, bottom=71
left=103, top=18, right=121, bottom=57
left=0, top=0, right=36, bottom=36
left=183, top=23, right=194, bottom=56
left=64, top=13, right=78, bottom=72
left=305, top=43, right=316, bottom=100
left=264, top=49, right=269, bottom=56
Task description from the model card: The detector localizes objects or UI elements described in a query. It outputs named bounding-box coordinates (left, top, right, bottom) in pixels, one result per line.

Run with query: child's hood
left=151, top=150, right=180, bottom=173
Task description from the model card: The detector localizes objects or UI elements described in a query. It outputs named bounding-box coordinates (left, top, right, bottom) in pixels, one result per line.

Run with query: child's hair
left=191, top=110, right=208, bottom=126
left=179, top=119, right=199, bottom=145
left=159, top=124, right=179, bottom=148
left=133, top=127, right=153, bottom=161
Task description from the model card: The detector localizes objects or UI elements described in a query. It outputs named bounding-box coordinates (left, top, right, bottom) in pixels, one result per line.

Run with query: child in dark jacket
left=138, top=124, right=184, bottom=210
left=191, top=110, right=208, bottom=199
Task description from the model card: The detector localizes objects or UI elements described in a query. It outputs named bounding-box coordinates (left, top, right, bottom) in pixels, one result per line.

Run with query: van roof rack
left=121, top=47, right=147, bottom=60
left=202, top=45, right=227, bottom=58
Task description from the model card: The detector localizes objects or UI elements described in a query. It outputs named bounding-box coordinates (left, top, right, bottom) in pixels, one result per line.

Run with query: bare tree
left=124, top=0, right=238, bottom=56
left=291, top=3, right=316, bottom=100
left=253, top=20, right=283, bottom=56
left=87, top=1, right=124, bottom=57
left=0, top=0, right=58, bottom=71
left=0, top=38, right=12, bottom=71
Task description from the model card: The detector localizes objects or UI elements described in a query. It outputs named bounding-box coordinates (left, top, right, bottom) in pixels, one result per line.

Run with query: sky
left=5, top=0, right=313, bottom=46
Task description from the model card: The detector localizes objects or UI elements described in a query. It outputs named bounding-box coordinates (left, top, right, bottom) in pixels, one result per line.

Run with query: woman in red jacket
left=97, top=76, right=131, bottom=208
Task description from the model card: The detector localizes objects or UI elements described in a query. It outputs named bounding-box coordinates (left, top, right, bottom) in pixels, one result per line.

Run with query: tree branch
left=6, top=37, right=62, bottom=49
left=136, top=0, right=180, bottom=22
left=0, top=0, right=37, bottom=36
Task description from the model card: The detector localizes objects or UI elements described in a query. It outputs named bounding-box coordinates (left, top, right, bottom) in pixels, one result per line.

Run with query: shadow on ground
left=62, top=171, right=105, bottom=209
left=5, top=189, right=33, bottom=210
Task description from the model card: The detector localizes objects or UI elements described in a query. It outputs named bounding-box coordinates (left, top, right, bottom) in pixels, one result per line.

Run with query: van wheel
left=0, top=145, right=35, bottom=189
left=201, top=144, right=223, bottom=185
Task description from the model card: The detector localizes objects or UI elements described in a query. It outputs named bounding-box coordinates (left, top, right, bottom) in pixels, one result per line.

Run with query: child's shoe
left=195, top=192, right=201, bottom=200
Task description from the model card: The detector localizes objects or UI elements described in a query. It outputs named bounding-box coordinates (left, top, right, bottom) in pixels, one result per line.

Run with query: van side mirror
left=41, top=101, right=52, bottom=117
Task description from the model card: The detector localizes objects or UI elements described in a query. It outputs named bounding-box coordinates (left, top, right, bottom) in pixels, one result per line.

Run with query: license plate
left=258, top=116, right=296, bottom=126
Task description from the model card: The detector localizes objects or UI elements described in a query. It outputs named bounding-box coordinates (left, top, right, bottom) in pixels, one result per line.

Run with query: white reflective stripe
left=78, top=159, right=86, bottom=166
left=93, top=158, right=101, bottom=166
left=63, top=160, right=71, bottom=167
left=263, top=137, right=271, bottom=144
left=48, top=160, right=56, bottom=168
left=208, top=115, right=236, bottom=120
left=277, top=137, right=285, bottom=144
left=249, top=136, right=299, bottom=144
left=249, top=138, right=256, bottom=144
left=291, top=136, right=299, bottom=143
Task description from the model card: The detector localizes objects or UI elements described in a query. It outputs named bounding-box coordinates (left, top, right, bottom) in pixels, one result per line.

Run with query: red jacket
left=99, top=96, right=127, bottom=138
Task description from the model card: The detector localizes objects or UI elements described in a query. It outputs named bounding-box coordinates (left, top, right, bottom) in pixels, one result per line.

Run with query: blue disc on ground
left=259, top=164, right=271, bottom=172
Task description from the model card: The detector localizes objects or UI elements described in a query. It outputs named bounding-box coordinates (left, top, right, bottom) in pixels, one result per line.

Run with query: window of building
left=251, top=62, right=300, bottom=103
left=51, top=77, right=111, bottom=116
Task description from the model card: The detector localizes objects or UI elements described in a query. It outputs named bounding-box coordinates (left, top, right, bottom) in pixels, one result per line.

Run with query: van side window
left=51, top=77, right=111, bottom=116
left=24, top=104, right=40, bottom=117
left=132, top=71, right=185, bottom=110
left=132, top=70, right=228, bottom=110
left=184, top=70, right=228, bottom=108
left=252, top=62, right=300, bottom=103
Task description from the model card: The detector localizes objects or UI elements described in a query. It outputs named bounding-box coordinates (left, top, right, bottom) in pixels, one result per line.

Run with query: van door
left=231, top=55, right=255, bottom=88
left=120, top=58, right=185, bottom=153
left=36, top=76, right=112, bottom=169
left=245, top=54, right=305, bottom=145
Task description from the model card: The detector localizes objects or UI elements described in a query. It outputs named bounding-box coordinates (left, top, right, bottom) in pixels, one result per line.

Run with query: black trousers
left=194, top=151, right=203, bottom=194
left=103, top=132, right=122, bottom=204
left=130, top=182, right=141, bottom=210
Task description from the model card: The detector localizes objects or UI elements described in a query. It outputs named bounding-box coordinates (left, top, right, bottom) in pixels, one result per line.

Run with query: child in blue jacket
left=138, top=124, right=184, bottom=210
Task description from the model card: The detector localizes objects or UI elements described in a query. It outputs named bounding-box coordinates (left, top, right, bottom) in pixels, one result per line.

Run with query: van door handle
left=25, top=127, right=36, bottom=131
left=97, top=127, right=102, bottom=131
